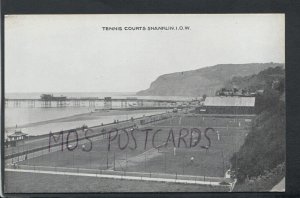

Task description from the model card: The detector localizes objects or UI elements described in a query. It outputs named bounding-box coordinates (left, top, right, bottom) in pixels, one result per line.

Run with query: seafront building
left=198, top=96, right=256, bottom=114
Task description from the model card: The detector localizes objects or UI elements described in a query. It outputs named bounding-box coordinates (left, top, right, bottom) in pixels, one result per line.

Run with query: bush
left=230, top=91, right=285, bottom=182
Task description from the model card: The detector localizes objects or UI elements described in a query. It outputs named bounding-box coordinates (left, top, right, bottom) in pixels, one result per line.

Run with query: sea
left=5, top=92, right=194, bottom=136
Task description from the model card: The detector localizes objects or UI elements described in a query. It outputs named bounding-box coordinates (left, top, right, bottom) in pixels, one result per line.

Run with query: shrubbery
left=230, top=67, right=285, bottom=182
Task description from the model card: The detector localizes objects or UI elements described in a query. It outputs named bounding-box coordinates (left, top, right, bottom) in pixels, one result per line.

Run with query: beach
left=5, top=108, right=168, bottom=136
left=5, top=92, right=189, bottom=137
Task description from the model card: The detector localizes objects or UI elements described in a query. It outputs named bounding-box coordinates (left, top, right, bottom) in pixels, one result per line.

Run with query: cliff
left=136, top=63, right=284, bottom=97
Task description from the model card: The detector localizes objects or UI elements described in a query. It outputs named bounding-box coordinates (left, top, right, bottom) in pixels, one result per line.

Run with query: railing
left=7, top=164, right=232, bottom=188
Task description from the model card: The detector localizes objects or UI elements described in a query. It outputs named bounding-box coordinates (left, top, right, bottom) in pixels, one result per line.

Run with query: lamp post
left=113, top=152, right=116, bottom=171
left=222, top=151, right=225, bottom=176
left=164, top=152, right=167, bottom=173
left=125, top=152, right=128, bottom=170
left=82, top=144, right=86, bottom=169
left=89, top=149, right=91, bottom=169
left=144, top=153, right=147, bottom=172
left=106, top=151, right=109, bottom=169
left=68, top=145, right=74, bottom=168
left=182, top=154, right=185, bottom=174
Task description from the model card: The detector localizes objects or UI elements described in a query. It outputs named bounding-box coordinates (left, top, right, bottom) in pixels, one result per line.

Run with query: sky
left=5, top=14, right=285, bottom=93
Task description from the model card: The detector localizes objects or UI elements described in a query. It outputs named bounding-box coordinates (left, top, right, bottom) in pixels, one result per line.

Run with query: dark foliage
left=230, top=67, right=285, bottom=182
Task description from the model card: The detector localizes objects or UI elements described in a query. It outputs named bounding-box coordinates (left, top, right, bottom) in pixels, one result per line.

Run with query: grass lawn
left=18, top=115, right=250, bottom=178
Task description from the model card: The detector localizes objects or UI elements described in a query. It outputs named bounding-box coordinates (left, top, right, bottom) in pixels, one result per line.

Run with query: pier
left=5, top=97, right=190, bottom=109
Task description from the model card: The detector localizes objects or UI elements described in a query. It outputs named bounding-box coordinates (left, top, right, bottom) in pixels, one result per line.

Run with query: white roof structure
left=204, top=97, right=255, bottom=107
left=8, top=130, right=28, bottom=137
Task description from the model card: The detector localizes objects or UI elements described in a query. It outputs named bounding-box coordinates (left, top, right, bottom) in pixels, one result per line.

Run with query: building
left=199, top=96, right=255, bottom=114
left=40, top=94, right=67, bottom=101
left=5, top=129, right=28, bottom=147
left=104, top=97, right=112, bottom=109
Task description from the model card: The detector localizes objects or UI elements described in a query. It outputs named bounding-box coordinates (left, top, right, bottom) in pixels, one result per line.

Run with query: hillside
left=136, top=63, right=284, bottom=97
left=230, top=67, right=285, bottom=185
left=225, top=66, right=285, bottom=92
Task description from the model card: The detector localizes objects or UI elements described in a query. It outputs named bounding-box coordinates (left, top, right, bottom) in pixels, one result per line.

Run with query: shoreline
left=5, top=109, right=170, bottom=135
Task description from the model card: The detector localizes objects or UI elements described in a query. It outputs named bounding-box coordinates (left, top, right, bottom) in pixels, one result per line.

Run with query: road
left=6, top=168, right=226, bottom=187
left=5, top=112, right=172, bottom=157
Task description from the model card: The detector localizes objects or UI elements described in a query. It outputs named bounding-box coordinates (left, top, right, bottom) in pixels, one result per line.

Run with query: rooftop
left=204, top=96, right=255, bottom=107
left=8, top=130, right=28, bottom=137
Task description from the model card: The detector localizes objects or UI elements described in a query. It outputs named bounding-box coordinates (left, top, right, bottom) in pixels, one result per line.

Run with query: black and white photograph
left=3, top=14, right=285, bottom=193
